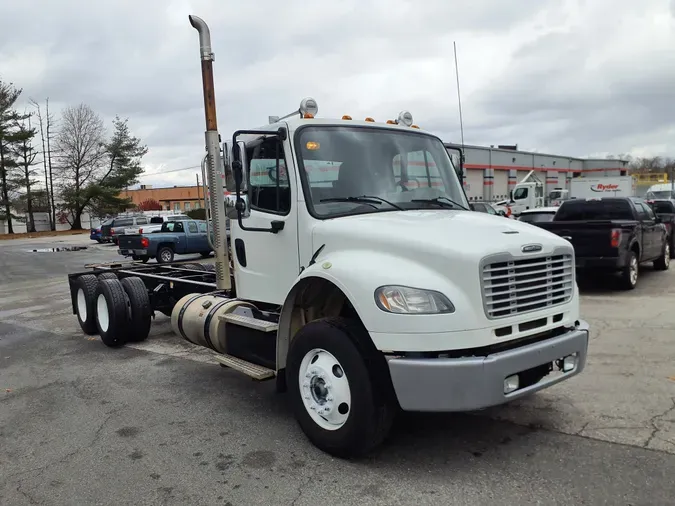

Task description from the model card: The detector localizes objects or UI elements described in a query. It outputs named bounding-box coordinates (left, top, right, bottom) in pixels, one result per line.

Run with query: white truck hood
left=311, top=209, right=571, bottom=259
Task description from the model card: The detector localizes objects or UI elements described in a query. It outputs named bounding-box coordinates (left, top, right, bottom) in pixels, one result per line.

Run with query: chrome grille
left=482, top=254, right=574, bottom=319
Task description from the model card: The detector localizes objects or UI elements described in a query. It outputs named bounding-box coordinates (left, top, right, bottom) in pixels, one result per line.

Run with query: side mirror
left=222, top=142, right=236, bottom=193
left=654, top=215, right=662, bottom=224
left=225, top=194, right=249, bottom=219
left=232, top=140, right=248, bottom=193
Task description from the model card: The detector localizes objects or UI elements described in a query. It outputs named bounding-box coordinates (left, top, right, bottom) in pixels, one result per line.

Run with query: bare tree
left=53, top=103, right=106, bottom=229
left=30, top=97, right=57, bottom=230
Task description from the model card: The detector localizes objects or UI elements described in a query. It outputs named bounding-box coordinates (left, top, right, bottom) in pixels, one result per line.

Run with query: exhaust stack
left=189, top=15, right=231, bottom=291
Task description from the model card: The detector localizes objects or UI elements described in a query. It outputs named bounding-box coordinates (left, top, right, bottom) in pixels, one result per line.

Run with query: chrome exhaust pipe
left=189, top=15, right=231, bottom=291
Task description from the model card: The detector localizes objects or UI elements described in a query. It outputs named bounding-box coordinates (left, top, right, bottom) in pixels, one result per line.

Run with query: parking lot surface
left=1, top=235, right=675, bottom=505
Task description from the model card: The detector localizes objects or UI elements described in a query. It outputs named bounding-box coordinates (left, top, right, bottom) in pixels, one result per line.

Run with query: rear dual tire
left=74, top=275, right=152, bottom=347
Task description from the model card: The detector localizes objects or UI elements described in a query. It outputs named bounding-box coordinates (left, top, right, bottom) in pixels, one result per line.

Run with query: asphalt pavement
left=1, top=233, right=674, bottom=505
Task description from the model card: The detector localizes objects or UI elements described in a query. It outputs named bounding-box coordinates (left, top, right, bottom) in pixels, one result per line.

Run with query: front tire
left=286, top=317, right=395, bottom=459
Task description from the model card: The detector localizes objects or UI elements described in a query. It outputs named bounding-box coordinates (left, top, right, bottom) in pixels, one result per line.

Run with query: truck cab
left=216, top=99, right=589, bottom=455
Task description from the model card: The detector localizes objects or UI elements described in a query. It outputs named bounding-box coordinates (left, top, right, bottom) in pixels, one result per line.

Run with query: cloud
left=1, top=0, right=674, bottom=187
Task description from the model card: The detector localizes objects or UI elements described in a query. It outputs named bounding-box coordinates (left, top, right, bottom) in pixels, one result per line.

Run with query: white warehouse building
left=445, top=143, right=630, bottom=202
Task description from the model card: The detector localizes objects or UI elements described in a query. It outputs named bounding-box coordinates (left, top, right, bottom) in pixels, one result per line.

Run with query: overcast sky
left=2, top=0, right=674, bottom=188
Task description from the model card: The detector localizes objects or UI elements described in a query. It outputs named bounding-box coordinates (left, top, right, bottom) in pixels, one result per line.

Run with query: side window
left=513, top=187, right=528, bottom=200
left=393, top=150, right=445, bottom=191
left=136, top=217, right=148, bottom=225
left=635, top=202, right=651, bottom=221
left=188, top=221, right=198, bottom=233
left=247, top=137, right=291, bottom=215
left=485, top=205, right=497, bottom=215
left=198, top=222, right=207, bottom=233
left=642, top=203, right=656, bottom=221
left=114, top=218, right=133, bottom=227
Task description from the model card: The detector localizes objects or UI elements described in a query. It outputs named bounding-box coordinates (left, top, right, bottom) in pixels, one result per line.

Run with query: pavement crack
left=290, top=463, right=319, bottom=506
left=1, top=407, right=123, bottom=484
left=16, top=482, right=41, bottom=505
left=644, top=397, right=675, bottom=448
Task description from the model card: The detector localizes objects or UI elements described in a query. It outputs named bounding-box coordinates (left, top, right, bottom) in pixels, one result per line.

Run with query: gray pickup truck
left=117, top=219, right=213, bottom=263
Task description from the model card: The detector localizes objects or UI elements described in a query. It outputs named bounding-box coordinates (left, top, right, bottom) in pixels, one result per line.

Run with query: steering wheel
left=397, top=177, right=420, bottom=192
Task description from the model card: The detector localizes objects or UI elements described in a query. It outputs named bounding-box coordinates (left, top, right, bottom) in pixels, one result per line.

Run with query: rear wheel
left=157, top=246, right=174, bottom=264
left=286, top=317, right=395, bottom=459
left=95, top=278, right=129, bottom=348
left=97, top=272, right=118, bottom=281
left=74, top=274, right=99, bottom=335
left=620, top=250, right=639, bottom=290
left=120, top=277, right=152, bottom=342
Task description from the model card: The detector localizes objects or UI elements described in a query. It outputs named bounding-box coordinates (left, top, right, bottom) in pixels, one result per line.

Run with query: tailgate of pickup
left=117, top=235, right=144, bottom=250
left=539, top=220, right=634, bottom=257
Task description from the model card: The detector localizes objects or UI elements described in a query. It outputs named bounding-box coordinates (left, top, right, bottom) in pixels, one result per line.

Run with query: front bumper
left=387, top=320, right=589, bottom=412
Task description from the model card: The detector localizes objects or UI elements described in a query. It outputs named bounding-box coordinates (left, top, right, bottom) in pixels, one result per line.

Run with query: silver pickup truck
left=123, top=214, right=190, bottom=235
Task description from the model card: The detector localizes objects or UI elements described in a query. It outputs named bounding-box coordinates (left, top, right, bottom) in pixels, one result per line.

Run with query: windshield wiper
left=411, top=196, right=468, bottom=210
left=320, top=195, right=404, bottom=211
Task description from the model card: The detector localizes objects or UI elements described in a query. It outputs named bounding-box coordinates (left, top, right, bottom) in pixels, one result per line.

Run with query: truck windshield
left=646, top=190, right=675, bottom=199
left=294, top=126, right=468, bottom=218
left=555, top=199, right=634, bottom=221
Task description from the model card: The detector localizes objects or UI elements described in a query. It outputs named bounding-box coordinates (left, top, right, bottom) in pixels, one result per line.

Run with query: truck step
left=219, top=313, right=278, bottom=333
left=213, top=353, right=275, bottom=380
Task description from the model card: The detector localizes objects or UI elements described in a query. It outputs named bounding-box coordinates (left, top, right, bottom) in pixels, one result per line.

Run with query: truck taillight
left=138, top=228, right=143, bottom=234
left=110, top=228, right=115, bottom=235
left=610, top=228, right=621, bottom=247
left=141, top=237, right=149, bottom=248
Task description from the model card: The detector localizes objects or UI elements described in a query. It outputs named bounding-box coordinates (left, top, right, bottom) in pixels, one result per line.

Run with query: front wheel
left=286, top=317, right=395, bottom=459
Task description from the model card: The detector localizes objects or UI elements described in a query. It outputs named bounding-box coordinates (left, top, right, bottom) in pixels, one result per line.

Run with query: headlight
left=374, top=285, right=455, bottom=314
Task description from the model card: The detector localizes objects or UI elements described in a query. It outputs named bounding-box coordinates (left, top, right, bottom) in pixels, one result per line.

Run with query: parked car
left=646, top=199, right=675, bottom=258
left=101, top=215, right=152, bottom=245
left=517, top=206, right=559, bottom=225
left=537, top=197, right=670, bottom=289
left=117, top=219, right=213, bottom=263
left=469, top=201, right=507, bottom=217
left=90, top=219, right=111, bottom=243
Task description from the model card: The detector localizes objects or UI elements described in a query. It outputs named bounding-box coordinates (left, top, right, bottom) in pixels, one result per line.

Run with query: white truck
left=566, top=176, right=636, bottom=200
left=493, top=170, right=546, bottom=216
left=498, top=175, right=635, bottom=216
left=66, top=15, right=590, bottom=458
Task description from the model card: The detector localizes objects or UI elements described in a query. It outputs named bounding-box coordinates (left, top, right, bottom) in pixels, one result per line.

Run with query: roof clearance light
left=300, top=97, right=318, bottom=118
left=364, top=117, right=375, bottom=122
left=306, top=141, right=320, bottom=150
left=411, top=124, right=420, bottom=129
left=397, top=110, right=413, bottom=127
left=342, top=115, right=352, bottom=120
left=386, top=120, right=396, bottom=124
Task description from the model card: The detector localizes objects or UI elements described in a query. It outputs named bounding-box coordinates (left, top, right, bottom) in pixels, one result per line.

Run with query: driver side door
left=231, top=135, right=300, bottom=305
